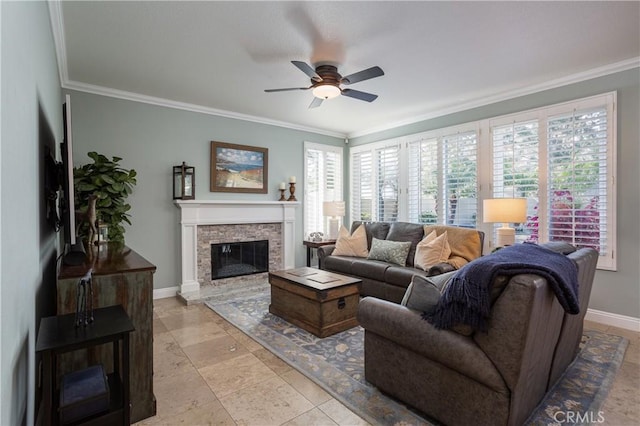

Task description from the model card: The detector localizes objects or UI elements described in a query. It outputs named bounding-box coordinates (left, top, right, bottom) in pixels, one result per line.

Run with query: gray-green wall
left=66, top=90, right=344, bottom=292
left=1, top=1, right=62, bottom=424
left=350, top=68, right=640, bottom=320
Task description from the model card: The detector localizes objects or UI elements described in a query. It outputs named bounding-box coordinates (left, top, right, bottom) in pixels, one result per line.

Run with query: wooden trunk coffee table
left=268, top=267, right=362, bottom=338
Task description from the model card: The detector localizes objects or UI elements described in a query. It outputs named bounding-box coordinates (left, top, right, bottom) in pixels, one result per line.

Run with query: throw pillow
left=367, top=238, right=412, bottom=266
left=414, top=230, right=451, bottom=271
left=401, top=272, right=456, bottom=314
left=332, top=224, right=369, bottom=257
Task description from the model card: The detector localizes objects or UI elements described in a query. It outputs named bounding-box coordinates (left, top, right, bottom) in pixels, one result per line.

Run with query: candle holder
left=278, top=188, right=286, bottom=201
left=287, top=182, right=297, bottom=201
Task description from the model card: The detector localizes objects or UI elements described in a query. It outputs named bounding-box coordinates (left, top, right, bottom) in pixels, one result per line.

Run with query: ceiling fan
left=265, top=61, right=384, bottom=108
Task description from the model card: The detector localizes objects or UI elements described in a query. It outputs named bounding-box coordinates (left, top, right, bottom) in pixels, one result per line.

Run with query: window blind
left=442, top=131, right=477, bottom=227
left=351, top=150, right=373, bottom=221
left=304, top=143, right=343, bottom=238
left=547, top=107, right=608, bottom=255
left=407, top=137, right=439, bottom=224
left=376, top=145, right=400, bottom=222
left=491, top=120, right=539, bottom=243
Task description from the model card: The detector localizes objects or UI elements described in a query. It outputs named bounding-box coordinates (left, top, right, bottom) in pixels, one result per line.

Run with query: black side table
left=36, top=305, right=135, bottom=425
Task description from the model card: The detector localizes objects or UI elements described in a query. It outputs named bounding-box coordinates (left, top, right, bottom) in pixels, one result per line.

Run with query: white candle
left=289, top=176, right=296, bottom=183
left=279, top=182, right=286, bottom=190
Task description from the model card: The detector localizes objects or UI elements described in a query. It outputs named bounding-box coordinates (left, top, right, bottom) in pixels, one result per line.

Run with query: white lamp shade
left=483, top=198, right=527, bottom=223
left=323, top=201, right=345, bottom=217
left=312, top=84, right=341, bottom=99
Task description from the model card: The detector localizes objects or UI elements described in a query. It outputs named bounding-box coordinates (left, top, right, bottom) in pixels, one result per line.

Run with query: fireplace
left=174, top=200, right=299, bottom=295
left=211, top=240, right=269, bottom=279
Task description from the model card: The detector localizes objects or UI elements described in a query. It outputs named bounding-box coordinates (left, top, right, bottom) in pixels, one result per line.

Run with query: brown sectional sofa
left=357, top=242, right=599, bottom=426
left=317, top=221, right=484, bottom=303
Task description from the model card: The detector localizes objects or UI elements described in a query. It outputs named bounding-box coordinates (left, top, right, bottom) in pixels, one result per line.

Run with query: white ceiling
left=52, top=1, right=640, bottom=138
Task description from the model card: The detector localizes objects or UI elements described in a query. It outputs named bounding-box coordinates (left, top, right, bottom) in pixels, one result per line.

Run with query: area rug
left=205, top=290, right=628, bottom=426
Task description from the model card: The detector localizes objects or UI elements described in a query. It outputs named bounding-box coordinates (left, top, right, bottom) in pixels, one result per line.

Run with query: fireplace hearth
left=211, top=240, right=269, bottom=279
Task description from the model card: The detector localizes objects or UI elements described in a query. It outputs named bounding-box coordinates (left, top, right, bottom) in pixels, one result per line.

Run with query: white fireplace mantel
left=174, top=200, right=299, bottom=294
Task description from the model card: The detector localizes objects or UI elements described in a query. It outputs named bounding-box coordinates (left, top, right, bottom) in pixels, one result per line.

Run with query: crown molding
left=347, top=57, right=640, bottom=139
left=62, top=80, right=346, bottom=138
left=48, top=0, right=68, bottom=86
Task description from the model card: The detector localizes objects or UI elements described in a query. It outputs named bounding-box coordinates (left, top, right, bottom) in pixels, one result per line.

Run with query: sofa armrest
left=316, top=245, right=335, bottom=269
left=425, top=262, right=456, bottom=276
left=357, top=297, right=505, bottom=390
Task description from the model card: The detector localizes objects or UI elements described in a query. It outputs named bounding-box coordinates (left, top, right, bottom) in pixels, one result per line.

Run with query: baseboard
left=153, top=286, right=179, bottom=300
left=585, top=308, right=640, bottom=331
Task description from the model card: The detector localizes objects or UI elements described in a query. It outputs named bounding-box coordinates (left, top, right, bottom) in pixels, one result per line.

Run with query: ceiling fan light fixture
left=312, top=84, right=341, bottom=100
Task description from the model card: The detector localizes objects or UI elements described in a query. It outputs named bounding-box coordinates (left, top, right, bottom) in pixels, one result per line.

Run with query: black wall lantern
left=173, top=162, right=195, bottom=200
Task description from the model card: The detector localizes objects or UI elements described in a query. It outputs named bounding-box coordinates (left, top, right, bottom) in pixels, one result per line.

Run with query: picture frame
left=210, top=141, right=268, bottom=193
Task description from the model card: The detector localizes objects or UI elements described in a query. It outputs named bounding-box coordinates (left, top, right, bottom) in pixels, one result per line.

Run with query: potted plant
left=74, top=152, right=137, bottom=246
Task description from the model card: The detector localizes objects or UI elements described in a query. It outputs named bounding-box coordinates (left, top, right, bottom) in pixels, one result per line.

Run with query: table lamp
left=483, top=198, right=527, bottom=247
left=323, top=201, right=345, bottom=240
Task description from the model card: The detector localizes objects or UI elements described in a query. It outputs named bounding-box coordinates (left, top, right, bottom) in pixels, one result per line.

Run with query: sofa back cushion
left=351, top=221, right=391, bottom=249
left=387, top=222, right=425, bottom=267
left=423, top=225, right=483, bottom=269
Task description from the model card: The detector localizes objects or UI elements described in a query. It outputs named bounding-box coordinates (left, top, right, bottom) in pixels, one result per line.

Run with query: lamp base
left=328, top=218, right=340, bottom=240
left=496, top=226, right=515, bottom=247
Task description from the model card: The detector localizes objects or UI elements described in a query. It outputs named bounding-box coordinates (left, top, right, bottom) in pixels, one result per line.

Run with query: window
left=405, top=130, right=478, bottom=227
left=491, top=119, right=540, bottom=242
left=350, top=142, right=401, bottom=222
left=489, top=94, right=616, bottom=269
left=350, top=92, right=616, bottom=270
left=546, top=105, right=612, bottom=262
left=304, top=142, right=343, bottom=238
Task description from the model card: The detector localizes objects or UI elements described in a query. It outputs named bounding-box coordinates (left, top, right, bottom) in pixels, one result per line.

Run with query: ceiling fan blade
left=341, top=88, right=378, bottom=102
left=264, top=87, right=310, bottom=93
left=292, top=61, right=323, bottom=82
left=309, top=97, right=323, bottom=109
left=341, top=66, right=384, bottom=85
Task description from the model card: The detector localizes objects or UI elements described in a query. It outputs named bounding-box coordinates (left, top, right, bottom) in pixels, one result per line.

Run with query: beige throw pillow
left=332, top=224, right=369, bottom=257
left=414, top=230, right=451, bottom=270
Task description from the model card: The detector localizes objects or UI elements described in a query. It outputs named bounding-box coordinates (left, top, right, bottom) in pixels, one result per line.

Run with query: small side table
left=303, top=240, right=336, bottom=268
left=36, top=305, right=135, bottom=425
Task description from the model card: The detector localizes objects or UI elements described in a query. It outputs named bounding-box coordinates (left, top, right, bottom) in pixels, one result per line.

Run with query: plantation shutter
left=491, top=120, right=539, bottom=243
left=351, top=150, right=373, bottom=221
left=442, top=131, right=478, bottom=227
left=547, top=106, right=609, bottom=256
left=407, top=137, right=439, bottom=224
left=304, top=143, right=343, bottom=238
left=375, top=145, right=400, bottom=222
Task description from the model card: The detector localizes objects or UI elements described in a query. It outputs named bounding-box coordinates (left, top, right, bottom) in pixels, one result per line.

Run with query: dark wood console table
left=57, top=244, right=156, bottom=423
left=37, top=305, right=134, bottom=425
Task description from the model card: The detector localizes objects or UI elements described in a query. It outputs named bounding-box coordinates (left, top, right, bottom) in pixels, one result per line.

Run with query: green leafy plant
left=74, top=152, right=137, bottom=245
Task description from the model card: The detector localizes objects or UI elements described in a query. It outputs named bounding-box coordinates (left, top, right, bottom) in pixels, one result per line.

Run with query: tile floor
left=136, top=297, right=639, bottom=426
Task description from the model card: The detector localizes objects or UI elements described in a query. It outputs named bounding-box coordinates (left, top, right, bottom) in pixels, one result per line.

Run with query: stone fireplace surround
left=174, top=200, right=299, bottom=297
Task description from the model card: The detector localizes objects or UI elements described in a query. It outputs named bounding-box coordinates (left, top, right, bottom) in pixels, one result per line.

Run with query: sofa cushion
left=367, top=238, right=412, bottom=266
left=333, top=224, right=368, bottom=257
left=414, top=230, right=452, bottom=271
left=384, top=266, right=427, bottom=287
left=323, top=255, right=357, bottom=275
left=424, top=225, right=482, bottom=269
left=387, top=222, right=425, bottom=267
left=351, top=221, right=391, bottom=250
left=351, top=258, right=391, bottom=281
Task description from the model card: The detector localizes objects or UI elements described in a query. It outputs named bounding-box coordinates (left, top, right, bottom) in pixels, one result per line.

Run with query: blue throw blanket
left=423, top=243, right=579, bottom=332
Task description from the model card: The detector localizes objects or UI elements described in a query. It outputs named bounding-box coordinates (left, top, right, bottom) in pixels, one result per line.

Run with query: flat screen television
left=60, top=94, right=86, bottom=265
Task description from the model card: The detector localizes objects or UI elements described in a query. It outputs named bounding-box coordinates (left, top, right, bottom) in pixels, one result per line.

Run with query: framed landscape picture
left=210, top=141, right=268, bottom=193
